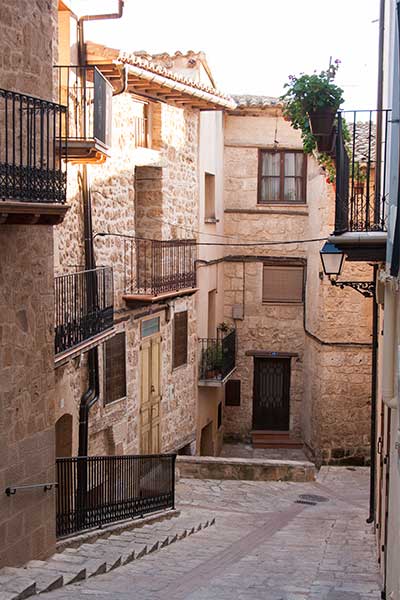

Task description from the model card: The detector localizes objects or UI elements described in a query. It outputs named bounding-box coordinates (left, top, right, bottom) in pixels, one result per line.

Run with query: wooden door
left=378, top=407, right=391, bottom=587
left=140, top=336, right=161, bottom=454
left=252, top=358, right=290, bottom=431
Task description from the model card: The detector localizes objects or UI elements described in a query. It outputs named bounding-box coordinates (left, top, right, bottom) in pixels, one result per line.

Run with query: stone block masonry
left=0, top=0, right=59, bottom=568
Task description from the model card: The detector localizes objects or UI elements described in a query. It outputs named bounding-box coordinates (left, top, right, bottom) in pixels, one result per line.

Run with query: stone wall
left=0, top=0, right=59, bottom=567
left=54, top=93, right=200, bottom=459
left=222, top=108, right=372, bottom=463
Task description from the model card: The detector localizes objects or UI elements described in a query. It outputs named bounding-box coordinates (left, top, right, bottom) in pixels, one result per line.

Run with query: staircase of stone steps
left=251, top=430, right=303, bottom=449
left=0, top=513, right=215, bottom=600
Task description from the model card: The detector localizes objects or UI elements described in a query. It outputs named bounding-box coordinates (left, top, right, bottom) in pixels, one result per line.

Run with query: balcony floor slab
left=123, top=287, right=198, bottom=306
left=0, top=201, right=69, bottom=225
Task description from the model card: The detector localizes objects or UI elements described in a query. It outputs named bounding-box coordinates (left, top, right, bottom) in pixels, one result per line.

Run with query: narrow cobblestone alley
left=42, top=467, right=381, bottom=600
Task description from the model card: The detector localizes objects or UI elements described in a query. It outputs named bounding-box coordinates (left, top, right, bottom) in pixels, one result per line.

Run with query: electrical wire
left=93, top=231, right=328, bottom=247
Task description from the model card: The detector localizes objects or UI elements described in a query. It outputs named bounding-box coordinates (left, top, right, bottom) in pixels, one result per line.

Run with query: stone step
left=26, top=560, right=86, bottom=586
left=0, top=574, right=36, bottom=600
left=73, top=544, right=125, bottom=569
left=48, top=553, right=107, bottom=577
left=0, top=567, right=62, bottom=594
left=0, top=514, right=216, bottom=600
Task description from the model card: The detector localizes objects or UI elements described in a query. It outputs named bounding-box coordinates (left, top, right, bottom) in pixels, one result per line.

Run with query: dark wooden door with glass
left=252, top=357, right=290, bottom=431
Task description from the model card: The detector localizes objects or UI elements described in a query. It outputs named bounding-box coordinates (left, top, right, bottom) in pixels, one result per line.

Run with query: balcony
left=199, top=330, right=236, bottom=386
left=122, top=238, right=197, bottom=305
left=0, top=88, right=68, bottom=224
left=55, top=267, right=114, bottom=360
left=56, top=66, right=113, bottom=164
left=330, top=110, right=390, bottom=261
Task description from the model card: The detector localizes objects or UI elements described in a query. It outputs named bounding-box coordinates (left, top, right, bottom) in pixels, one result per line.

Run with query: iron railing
left=0, top=88, right=67, bottom=203
left=56, top=454, right=176, bottom=538
left=124, top=237, right=197, bottom=296
left=55, top=66, right=113, bottom=149
left=334, top=110, right=390, bottom=234
left=54, top=267, right=114, bottom=355
left=199, top=329, right=236, bottom=381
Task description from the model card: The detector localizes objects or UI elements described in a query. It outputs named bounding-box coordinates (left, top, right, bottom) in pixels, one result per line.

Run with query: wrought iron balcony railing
left=123, top=237, right=197, bottom=297
left=56, top=454, right=176, bottom=537
left=0, top=88, right=67, bottom=203
left=334, top=110, right=390, bottom=234
left=55, top=66, right=113, bottom=159
left=54, top=267, right=114, bottom=355
left=199, top=329, right=236, bottom=381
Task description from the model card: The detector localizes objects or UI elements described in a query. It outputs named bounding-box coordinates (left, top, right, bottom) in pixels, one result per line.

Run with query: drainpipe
left=77, top=167, right=100, bottom=457
left=367, top=266, right=379, bottom=523
left=382, top=282, right=398, bottom=410
left=76, top=3, right=125, bottom=458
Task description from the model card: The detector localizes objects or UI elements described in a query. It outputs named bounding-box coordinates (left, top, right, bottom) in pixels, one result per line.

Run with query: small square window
left=225, top=379, right=241, bottom=406
left=204, top=172, right=216, bottom=221
left=141, top=317, right=160, bottom=338
left=104, top=332, right=126, bottom=405
left=217, top=402, right=222, bottom=429
left=173, top=311, right=188, bottom=369
left=258, top=150, right=306, bottom=204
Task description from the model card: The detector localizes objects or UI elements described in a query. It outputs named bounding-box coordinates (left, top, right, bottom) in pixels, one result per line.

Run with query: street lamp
left=319, top=242, right=346, bottom=278
left=319, top=242, right=375, bottom=298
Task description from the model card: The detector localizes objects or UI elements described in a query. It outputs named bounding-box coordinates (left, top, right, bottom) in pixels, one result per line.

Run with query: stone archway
left=55, top=414, right=73, bottom=458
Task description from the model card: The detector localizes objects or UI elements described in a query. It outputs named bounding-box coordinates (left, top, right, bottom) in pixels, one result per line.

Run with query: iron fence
left=55, top=66, right=113, bottom=149
left=334, top=109, right=390, bottom=234
left=54, top=267, right=114, bottom=355
left=56, top=454, right=176, bottom=538
left=0, top=88, right=67, bottom=203
left=199, top=329, right=236, bottom=381
left=124, top=237, right=197, bottom=296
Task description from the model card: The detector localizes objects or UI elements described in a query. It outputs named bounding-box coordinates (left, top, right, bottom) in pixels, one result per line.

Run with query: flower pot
left=308, top=107, right=337, bottom=137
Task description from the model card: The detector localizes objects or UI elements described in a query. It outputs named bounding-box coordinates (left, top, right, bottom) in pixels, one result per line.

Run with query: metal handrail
left=5, top=483, right=58, bottom=496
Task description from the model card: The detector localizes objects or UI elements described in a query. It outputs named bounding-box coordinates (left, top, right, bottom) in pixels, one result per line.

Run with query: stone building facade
left=221, top=97, right=372, bottom=465
left=53, top=19, right=235, bottom=464
left=0, top=0, right=66, bottom=567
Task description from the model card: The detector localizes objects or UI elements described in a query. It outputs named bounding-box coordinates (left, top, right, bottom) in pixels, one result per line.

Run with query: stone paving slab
left=41, top=467, right=382, bottom=600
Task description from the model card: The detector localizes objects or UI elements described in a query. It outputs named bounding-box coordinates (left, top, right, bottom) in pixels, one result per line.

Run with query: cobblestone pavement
left=44, top=467, right=381, bottom=600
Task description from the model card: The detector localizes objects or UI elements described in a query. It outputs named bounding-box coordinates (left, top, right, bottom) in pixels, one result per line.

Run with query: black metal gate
left=56, top=454, right=176, bottom=538
left=252, top=358, right=290, bottom=431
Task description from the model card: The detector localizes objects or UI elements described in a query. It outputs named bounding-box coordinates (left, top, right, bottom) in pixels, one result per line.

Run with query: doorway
left=200, top=421, right=214, bottom=456
left=252, top=357, right=291, bottom=431
left=55, top=414, right=73, bottom=457
left=140, top=335, right=161, bottom=454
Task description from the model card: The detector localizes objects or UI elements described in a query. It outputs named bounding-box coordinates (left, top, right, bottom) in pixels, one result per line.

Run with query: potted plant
left=280, top=60, right=344, bottom=154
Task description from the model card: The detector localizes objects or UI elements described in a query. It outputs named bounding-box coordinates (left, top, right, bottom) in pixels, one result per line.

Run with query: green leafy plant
left=280, top=61, right=345, bottom=182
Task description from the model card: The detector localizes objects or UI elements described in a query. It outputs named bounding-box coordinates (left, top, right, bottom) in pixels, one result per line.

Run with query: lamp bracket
left=329, top=278, right=375, bottom=298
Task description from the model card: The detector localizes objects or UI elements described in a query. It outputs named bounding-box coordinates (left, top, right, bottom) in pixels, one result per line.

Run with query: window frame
left=103, top=331, right=127, bottom=406
left=173, top=310, right=188, bottom=370
left=257, top=149, right=307, bottom=205
left=262, top=262, right=305, bottom=304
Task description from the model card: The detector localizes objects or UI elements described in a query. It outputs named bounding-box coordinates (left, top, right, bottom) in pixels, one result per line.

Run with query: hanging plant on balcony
left=280, top=60, right=344, bottom=155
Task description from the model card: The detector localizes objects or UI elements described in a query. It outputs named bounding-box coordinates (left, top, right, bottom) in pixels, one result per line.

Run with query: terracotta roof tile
left=118, top=51, right=234, bottom=104
left=232, top=95, right=281, bottom=109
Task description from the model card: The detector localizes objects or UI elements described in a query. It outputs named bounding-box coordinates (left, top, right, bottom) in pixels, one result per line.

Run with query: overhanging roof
left=86, top=43, right=236, bottom=111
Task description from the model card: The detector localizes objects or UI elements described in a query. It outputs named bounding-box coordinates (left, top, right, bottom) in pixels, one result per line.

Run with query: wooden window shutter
left=104, top=332, right=127, bottom=404
left=225, top=379, right=241, bottom=406
left=262, top=265, right=304, bottom=303
left=173, top=311, right=188, bottom=369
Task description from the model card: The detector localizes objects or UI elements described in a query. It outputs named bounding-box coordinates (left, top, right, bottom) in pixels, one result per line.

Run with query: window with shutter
left=262, top=265, right=304, bottom=303
left=173, top=311, right=188, bottom=369
left=258, top=150, right=306, bottom=204
left=225, top=379, right=241, bottom=406
left=104, top=332, right=127, bottom=405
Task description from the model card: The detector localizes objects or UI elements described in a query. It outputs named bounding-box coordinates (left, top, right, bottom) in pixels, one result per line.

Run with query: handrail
left=5, top=483, right=58, bottom=496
